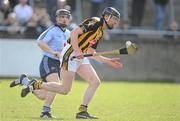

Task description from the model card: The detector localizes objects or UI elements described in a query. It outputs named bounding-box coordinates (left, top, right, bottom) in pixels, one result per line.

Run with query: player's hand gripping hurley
left=70, top=41, right=138, bottom=61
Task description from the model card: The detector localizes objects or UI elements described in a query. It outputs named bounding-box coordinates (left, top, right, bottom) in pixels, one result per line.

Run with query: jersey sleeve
left=37, top=28, right=54, bottom=43
left=79, top=18, right=100, bottom=33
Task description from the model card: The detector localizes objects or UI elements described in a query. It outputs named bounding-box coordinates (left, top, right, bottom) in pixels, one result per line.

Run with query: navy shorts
left=39, top=56, right=60, bottom=82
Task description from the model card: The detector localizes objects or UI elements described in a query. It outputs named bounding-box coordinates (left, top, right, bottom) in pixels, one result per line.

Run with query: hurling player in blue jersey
left=10, top=9, right=71, bottom=118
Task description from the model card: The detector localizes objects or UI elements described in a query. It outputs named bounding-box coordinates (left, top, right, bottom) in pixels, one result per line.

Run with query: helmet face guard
left=102, top=7, right=120, bottom=29
left=55, top=9, right=71, bottom=28
left=56, top=9, right=71, bottom=19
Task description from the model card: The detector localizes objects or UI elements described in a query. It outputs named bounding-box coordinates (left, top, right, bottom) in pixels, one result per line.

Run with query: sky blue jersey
left=37, top=24, right=70, bottom=60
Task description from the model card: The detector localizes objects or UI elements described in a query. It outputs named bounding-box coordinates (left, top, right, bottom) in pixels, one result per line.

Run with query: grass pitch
left=0, top=79, right=180, bottom=121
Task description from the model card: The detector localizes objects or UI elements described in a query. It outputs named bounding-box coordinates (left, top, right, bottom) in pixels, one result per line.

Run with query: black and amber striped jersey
left=67, top=17, right=104, bottom=52
left=61, top=17, right=104, bottom=70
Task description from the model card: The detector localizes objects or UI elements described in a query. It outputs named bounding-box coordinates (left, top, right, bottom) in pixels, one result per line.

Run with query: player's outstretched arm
left=87, top=48, right=123, bottom=68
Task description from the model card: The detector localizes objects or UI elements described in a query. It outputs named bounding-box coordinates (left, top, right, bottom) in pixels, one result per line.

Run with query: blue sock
left=21, top=77, right=30, bottom=86
left=42, top=106, right=51, bottom=113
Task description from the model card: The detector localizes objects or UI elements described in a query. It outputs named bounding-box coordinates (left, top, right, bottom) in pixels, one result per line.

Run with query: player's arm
left=37, top=28, right=60, bottom=58
left=37, top=40, right=60, bottom=58
left=38, top=41, right=53, bottom=54
left=87, top=47, right=123, bottom=68
left=70, top=27, right=83, bottom=51
left=70, top=27, right=84, bottom=59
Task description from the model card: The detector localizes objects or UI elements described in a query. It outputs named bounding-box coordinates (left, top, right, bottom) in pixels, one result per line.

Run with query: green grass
left=0, top=79, right=180, bottom=121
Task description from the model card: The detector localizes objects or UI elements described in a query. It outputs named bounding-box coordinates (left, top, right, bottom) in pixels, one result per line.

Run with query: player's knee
left=61, top=90, right=70, bottom=95
left=34, top=94, right=46, bottom=100
left=90, top=80, right=101, bottom=87
left=37, top=97, right=46, bottom=100
left=60, top=88, right=71, bottom=95
left=33, top=91, right=47, bottom=100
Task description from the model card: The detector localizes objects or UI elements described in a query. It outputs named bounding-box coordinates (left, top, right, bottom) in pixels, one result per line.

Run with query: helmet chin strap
left=103, top=15, right=113, bottom=30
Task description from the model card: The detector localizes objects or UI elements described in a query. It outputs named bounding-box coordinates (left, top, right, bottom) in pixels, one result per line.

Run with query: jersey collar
left=54, top=24, right=66, bottom=32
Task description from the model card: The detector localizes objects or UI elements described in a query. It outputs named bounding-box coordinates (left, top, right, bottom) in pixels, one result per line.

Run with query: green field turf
left=0, top=79, right=180, bottom=121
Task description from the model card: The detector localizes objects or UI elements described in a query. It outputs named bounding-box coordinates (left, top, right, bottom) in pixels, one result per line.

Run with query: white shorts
left=60, top=44, right=90, bottom=72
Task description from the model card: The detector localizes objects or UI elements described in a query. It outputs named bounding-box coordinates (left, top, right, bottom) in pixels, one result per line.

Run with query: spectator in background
left=36, top=8, right=52, bottom=34
left=25, top=7, right=52, bottom=38
left=66, top=0, right=76, bottom=20
left=163, top=21, right=179, bottom=39
left=24, top=10, right=39, bottom=38
left=14, top=0, right=33, bottom=26
left=45, top=0, right=57, bottom=23
left=170, top=21, right=179, bottom=32
left=6, top=12, right=22, bottom=34
left=45, top=0, right=67, bottom=23
left=57, top=0, right=66, bottom=9
left=66, top=0, right=75, bottom=12
left=9, top=0, right=18, bottom=9
left=90, top=0, right=103, bottom=17
left=154, top=0, right=169, bottom=30
left=9, top=0, right=32, bottom=9
left=131, top=0, right=146, bottom=27
left=0, top=0, right=12, bottom=25
left=36, top=8, right=51, bottom=27
left=104, top=0, right=122, bottom=12
left=170, top=21, right=179, bottom=39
